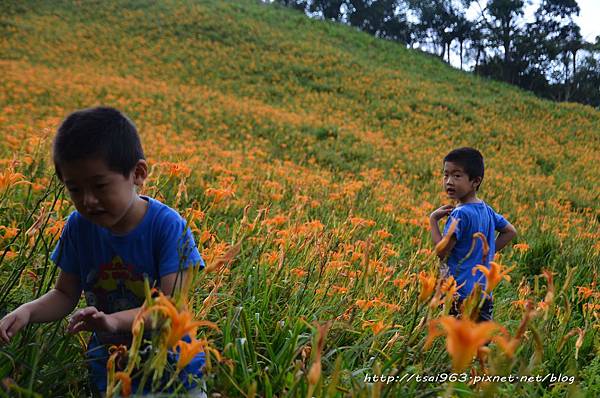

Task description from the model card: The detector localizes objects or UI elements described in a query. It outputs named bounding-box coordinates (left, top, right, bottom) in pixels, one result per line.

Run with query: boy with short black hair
left=0, top=106, right=206, bottom=395
left=429, top=147, right=517, bottom=321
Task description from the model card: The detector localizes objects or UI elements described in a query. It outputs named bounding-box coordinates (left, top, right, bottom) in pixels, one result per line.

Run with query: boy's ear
left=133, top=159, right=148, bottom=186
left=471, top=176, right=482, bottom=190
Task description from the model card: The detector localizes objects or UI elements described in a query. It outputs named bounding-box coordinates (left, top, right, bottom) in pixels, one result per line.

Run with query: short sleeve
left=443, top=208, right=467, bottom=242
left=493, top=210, right=508, bottom=230
left=157, top=211, right=204, bottom=277
left=50, top=212, right=80, bottom=274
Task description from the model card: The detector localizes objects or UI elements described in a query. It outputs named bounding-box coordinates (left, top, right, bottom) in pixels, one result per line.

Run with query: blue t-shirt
left=50, top=195, right=205, bottom=392
left=442, top=200, right=508, bottom=298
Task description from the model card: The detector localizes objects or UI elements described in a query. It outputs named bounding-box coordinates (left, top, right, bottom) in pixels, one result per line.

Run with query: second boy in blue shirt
left=430, top=147, right=517, bottom=321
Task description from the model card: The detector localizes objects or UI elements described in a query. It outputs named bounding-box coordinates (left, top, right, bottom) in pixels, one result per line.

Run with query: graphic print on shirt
left=84, top=256, right=148, bottom=314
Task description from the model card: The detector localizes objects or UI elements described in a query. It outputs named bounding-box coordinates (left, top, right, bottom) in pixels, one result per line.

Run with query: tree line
left=270, top=0, right=600, bottom=107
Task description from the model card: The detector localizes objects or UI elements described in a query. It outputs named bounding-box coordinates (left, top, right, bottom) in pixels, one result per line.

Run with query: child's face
left=443, top=161, right=479, bottom=201
left=59, top=157, right=147, bottom=231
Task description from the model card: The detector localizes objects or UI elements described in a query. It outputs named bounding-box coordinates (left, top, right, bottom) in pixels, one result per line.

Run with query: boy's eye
left=96, top=184, right=107, bottom=189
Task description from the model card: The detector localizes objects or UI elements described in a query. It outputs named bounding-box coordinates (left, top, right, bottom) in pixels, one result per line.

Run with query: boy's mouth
left=446, top=188, right=455, bottom=195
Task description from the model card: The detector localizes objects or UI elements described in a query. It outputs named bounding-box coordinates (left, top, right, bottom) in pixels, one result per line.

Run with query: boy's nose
left=83, top=191, right=99, bottom=208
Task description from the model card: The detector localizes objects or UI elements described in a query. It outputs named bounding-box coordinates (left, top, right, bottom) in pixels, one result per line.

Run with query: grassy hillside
left=0, top=0, right=599, bottom=396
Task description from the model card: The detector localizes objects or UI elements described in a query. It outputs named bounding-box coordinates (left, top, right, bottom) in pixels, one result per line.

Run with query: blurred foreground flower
left=307, top=320, right=332, bottom=394
left=434, top=217, right=458, bottom=256
left=425, top=316, right=499, bottom=372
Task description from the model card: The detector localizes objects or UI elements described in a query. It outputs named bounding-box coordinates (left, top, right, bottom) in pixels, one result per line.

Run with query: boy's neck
left=458, top=192, right=481, bottom=205
left=110, top=195, right=149, bottom=235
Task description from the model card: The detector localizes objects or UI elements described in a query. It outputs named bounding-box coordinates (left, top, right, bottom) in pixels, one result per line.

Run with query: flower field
left=0, top=0, right=599, bottom=396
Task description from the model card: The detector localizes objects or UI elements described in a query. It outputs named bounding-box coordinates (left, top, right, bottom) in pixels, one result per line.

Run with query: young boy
left=429, top=147, right=517, bottom=321
left=0, top=107, right=206, bottom=395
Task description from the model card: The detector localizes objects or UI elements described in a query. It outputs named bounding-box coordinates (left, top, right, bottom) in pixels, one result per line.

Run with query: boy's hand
left=0, top=307, right=31, bottom=344
left=67, top=306, right=118, bottom=334
left=430, top=204, right=455, bottom=221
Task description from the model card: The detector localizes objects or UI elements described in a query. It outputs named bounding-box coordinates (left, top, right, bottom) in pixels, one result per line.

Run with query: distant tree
left=453, top=10, right=473, bottom=69
left=570, top=55, right=600, bottom=107
left=531, top=0, right=581, bottom=100
left=467, top=19, right=486, bottom=69
left=561, top=23, right=583, bottom=79
left=344, top=1, right=411, bottom=43
left=485, top=0, right=525, bottom=81
left=408, top=0, right=455, bottom=60
left=273, top=0, right=308, bottom=12
left=308, top=0, right=346, bottom=21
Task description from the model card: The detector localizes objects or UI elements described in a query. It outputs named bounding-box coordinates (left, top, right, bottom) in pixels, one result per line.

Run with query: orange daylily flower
left=349, top=217, right=376, bottom=228
left=362, top=319, right=387, bottom=335
left=425, top=316, right=499, bottom=372
left=161, top=162, right=191, bottom=178
left=418, top=271, right=436, bottom=303
left=290, top=268, right=307, bottom=278
left=577, top=286, right=595, bottom=300
left=471, top=232, right=490, bottom=263
left=0, top=168, right=31, bottom=191
left=205, top=187, right=235, bottom=203
left=330, top=285, right=348, bottom=294
left=511, top=299, right=529, bottom=310
left=540, top=269, right=555, bottom=307
left=558, top=327, right=586, bottom=360
left=114, top=372, right=131, bottom=397
left=493, top=327, right=520, bottom=358
left=375, top=229, right=392, bottom=239
left=106, top=345, right=129, bottom=398
left=307, top=321, right=332, bottom=387
left=263, top=215, right=288, bottom=227
left=393, top=278, right=409, bottom=289
left=176, top=338, right=206, bottom=371
left=149, top=292, right=219, bottom=349
left=204, top=242, right=241, bottom=273
left=2, top=250, right=18, bottom=261
left=440, top=276, right=463, bottom=302
left=0, top=226, right=19, bottom=240
left=472, top=261, right=514, bottom=293
left=513, top=243, right=530, bottom=252
left=435, top=217, right=459, bottom=256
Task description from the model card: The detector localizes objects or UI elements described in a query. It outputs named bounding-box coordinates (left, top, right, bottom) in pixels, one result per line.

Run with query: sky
left=572, top=0, right=600, bottom=42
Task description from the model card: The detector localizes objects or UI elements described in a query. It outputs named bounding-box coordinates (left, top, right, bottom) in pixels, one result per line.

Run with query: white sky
left=573, top=0, right=600, bottom=42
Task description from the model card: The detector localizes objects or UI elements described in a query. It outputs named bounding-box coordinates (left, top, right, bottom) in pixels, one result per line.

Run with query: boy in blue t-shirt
left=0, top=107, right=206, bottom=395
left=429, top=147, right=517, bottom=321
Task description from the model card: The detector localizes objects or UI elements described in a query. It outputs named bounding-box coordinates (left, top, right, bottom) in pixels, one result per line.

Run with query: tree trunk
left=459, top=41, right=463, bottom=70
left=503, top=19, right=511, bottom=82
left=564, top=52, right=570, bottom=101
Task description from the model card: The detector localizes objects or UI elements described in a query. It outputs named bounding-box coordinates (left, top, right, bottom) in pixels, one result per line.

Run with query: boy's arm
left=430, top=204, right=456, bottom=259
left=66, top=271, right=186, bottom=334
left=0, top=270, right=81, bottom=343
left=429, top=205, right=454, bottom=245
left=496, top=222, right=517, bottom=252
